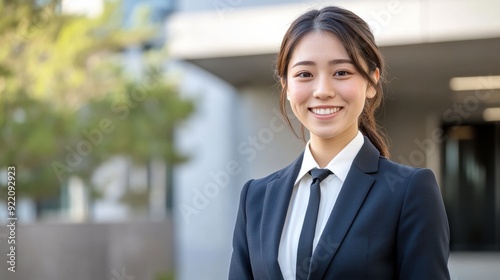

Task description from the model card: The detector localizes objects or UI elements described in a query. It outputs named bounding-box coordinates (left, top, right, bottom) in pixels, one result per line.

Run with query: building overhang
left=167, top=0, right=500, bottom=61
left=167, top=1, right=500, bottom=107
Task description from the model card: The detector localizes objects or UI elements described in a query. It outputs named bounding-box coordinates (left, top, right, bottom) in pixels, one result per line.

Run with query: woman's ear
left=366, top=67, right=380, bottom=99
left=281, top=78, right=290, bottom=100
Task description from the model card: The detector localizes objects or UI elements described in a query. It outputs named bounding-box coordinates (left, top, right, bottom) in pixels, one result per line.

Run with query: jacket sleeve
left=229, top=180, right=254, bottom=280
left=396, top=168, right=451, bottom=280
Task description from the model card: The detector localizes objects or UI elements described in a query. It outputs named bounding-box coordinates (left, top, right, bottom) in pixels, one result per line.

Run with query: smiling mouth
left=310, top=107, right=342, bottom=115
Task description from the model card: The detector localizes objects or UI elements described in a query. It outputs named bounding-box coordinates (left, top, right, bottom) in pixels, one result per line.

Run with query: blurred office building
left=168, top=0, right=500, bottom=279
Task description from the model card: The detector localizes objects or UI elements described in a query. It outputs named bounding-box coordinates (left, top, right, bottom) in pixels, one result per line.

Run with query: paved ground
left=449, top=252, right=500, bottom=280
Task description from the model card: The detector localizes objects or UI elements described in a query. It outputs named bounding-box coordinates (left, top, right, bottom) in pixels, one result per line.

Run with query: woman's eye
left=297, top=72, right=312, bottom=78
left=334, top=70, right=349, bottom=77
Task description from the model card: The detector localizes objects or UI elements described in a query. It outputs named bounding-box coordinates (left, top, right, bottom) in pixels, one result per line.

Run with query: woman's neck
left=309, top=129, right=358, bottom=168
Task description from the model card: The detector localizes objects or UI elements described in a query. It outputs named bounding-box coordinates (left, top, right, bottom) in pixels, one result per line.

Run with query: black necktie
left=296, top=168, right=332, bottom=280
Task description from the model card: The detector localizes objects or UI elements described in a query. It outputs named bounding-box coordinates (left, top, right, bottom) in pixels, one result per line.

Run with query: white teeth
left=311, top=107, right=341, bottom=115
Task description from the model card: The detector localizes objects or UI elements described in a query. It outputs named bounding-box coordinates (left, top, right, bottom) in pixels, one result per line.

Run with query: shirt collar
left=295, top=131, right=365, bottom=185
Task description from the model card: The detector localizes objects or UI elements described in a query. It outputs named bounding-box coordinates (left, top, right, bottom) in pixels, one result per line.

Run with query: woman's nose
left=313, top=75, right=335, bottom=99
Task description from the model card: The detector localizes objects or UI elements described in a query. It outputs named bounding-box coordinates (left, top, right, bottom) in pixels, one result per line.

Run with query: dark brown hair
left=276, top=6, right=389, bottom=157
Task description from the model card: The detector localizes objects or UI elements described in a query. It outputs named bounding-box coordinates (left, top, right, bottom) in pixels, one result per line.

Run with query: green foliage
left=0, top=0, right=193, bottom=204
left=155, top=271, right=175, bottom=280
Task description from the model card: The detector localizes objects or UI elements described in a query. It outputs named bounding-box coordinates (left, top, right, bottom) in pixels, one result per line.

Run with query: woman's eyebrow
left=291, top=59, right=353, bottom=68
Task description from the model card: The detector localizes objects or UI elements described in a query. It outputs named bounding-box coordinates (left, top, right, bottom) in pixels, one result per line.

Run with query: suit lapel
left=309, top=137, right=380, bottom=279
left=261, top=153, right=303, bottom=280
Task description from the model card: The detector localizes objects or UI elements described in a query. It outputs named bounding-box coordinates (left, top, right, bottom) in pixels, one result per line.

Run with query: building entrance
left=442, top=123, right=500, bottom=251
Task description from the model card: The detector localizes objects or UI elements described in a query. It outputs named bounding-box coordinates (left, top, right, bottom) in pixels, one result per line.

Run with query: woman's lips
left=309, top=107, right=342, bottom=116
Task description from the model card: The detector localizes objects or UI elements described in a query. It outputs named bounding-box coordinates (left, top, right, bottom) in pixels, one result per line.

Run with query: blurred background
left=0, top=0, right=499, bottom=279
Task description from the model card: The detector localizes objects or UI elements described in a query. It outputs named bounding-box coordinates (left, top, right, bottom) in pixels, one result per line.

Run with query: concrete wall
left=382, top=101, right=441, bottom=167
left=237, top=86, right=304, bottom=179
left=172, top=61, right=241, bottom=280
left=0, top=221, right=174, bottom=280
left=449, top=252, right=500, bottom=280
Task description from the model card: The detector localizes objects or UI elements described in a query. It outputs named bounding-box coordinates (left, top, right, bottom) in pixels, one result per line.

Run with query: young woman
left=229, top=6, right=450, bottom=280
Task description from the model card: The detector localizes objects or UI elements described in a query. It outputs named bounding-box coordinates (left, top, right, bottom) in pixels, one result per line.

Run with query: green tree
left=0, top=0, right=193, bottom=216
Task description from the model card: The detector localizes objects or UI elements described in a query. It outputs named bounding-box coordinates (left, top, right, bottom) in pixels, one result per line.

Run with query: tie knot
left=309, top=168, right=331, bottom=183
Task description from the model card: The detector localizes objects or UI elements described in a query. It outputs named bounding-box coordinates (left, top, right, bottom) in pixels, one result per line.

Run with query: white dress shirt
left=277, top=131, right=365, bottom=279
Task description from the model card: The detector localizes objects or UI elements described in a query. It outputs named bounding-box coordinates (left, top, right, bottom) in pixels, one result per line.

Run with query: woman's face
left=285, top=31, right=379, bottom=144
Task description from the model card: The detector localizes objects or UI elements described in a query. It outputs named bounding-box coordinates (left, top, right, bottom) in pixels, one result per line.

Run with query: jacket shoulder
left=377, top=157, right=440, bottom=194
left=378, top=157, right=436, bottom=176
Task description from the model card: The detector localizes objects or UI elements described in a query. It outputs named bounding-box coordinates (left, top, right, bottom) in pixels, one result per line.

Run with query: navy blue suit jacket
left=229, top=137, right=450, bottom=279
